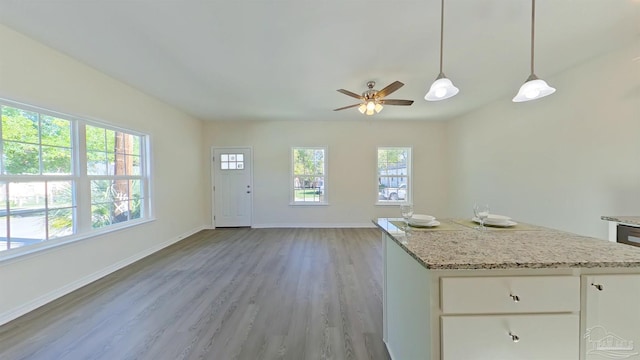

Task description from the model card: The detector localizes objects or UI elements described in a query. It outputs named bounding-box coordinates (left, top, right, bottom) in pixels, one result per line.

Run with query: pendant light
left=513, top=0, right=555, bottom=102
left=425, top=0, right=459, bottom=101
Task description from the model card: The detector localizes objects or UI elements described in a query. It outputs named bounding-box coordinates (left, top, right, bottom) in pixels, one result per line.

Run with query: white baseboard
left=0, top=225, right=206, bottom=327
left=251, top=222, right=376, bottom=229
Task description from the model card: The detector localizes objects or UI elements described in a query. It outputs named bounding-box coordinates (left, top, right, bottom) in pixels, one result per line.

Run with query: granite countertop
left=374, top=218, right=640, bottom=270
left=601, top=216, right=640, bottom=226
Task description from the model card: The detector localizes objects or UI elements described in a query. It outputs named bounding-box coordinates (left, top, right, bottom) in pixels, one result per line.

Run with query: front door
left=212, top=147, right=252, bottom=227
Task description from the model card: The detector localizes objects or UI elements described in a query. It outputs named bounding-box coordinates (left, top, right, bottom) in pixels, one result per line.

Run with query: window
left=0, top=100, right=150, bottom=253
left=87, top=125, right=146, bottom=229
left=377, top=147, right=411, bottom=204
left=219, top=153, right=244, bottom=170
left=292, top=147, right=327, bottom=204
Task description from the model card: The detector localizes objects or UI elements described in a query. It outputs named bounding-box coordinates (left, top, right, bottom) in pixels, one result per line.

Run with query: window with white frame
left=377, top=147, right=411, bottom=204
left=86, top=125, right=146, bottom=229
left=0, top=100, right=150, bottom=253
left=292, top=147, right=327, bottom=204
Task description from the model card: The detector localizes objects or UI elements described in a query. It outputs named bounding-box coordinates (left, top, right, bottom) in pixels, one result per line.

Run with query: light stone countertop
left=374, top=218, right=640, bottom=270
left=601, top=216, right=640, bottom=226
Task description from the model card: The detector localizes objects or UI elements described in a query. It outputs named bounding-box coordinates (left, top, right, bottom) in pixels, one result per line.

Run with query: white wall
left=0, top=25, right=208, bottom=324
left=446, top=41, right=640, bottom=239
left=204, top=119, right=450, bottom=227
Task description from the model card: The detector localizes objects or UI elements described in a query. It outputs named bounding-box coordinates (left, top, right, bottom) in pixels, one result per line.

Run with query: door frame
left=210, top=146, right=254, bottom=228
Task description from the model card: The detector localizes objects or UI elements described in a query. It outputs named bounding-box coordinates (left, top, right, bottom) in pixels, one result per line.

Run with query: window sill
left=0, top=217, right=156, bottom=264
left=375, top=201, right=408, bottom=206
left=289, top=202, right=329, bottom=206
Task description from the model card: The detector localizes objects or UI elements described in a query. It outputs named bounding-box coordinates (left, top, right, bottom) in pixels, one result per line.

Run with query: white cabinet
left=440, top=275, right=580, bottom=360
left=584, top=274, right=640, bottom=360
left=442, top=314, right=579, bottom=360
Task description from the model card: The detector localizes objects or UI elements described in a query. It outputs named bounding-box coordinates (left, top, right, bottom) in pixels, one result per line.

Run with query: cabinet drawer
left=441, top=276, right=579, bottom=314
left=442, top=314, right=579, bottom=360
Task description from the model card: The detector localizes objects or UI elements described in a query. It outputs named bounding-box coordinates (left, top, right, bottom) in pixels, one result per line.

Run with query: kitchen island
left=374, top=218, right=640, bottom=360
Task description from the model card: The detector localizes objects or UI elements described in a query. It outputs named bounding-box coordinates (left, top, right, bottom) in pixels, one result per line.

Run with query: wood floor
left=0, top=228, right=390, bottom=360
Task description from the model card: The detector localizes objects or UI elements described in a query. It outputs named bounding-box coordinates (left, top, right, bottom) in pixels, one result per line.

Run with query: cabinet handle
left=509, top=294, right=520, bottom=302
left=509, top=332, right=520, bottom=343
left=591, top=283, right=604, bottom=291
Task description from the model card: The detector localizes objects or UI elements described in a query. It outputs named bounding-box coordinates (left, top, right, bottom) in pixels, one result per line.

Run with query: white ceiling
left=0, top=0, right=638, bottom=122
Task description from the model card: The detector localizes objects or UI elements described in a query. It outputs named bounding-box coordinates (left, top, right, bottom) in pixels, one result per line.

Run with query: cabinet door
left=442, top=314, right=579, bottom=360
left=584, top=275, right=640, bottom=359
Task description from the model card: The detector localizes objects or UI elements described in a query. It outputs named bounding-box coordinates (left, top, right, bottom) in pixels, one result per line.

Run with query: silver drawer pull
left=591, top=283, right=604, bottom=291
left=509, top=332, right=520, bottom=343
left=509, top=294, right=520, bottom=302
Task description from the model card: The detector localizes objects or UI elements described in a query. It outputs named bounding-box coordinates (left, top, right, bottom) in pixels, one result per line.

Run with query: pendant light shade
left=513, top=0, right=555, bottom=102
left=513, top=74, right=555, bottom=102
left=425, top=0, right=458, bottom=101
left=425, top=73, right=459, bottom=101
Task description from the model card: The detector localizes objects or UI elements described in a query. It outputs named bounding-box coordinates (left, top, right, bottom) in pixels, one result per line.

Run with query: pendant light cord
left=530, top=0, right=535, bottom=75
left=439, top=0, right=444, bottom=74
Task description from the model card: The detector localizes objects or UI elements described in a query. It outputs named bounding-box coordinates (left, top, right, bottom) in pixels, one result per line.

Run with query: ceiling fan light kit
left=512, top=0, right=555, bottom=102
left=358, top=100, right=383, bottom=115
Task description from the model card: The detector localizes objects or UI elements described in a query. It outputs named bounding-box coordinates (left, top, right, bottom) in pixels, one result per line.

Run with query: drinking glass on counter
left=400, top=203, right=414, bottom=230
left=473, top=203, right=490, bottom=230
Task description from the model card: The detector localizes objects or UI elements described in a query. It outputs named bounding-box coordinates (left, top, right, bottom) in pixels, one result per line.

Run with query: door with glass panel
left=212, top=147, right=252, bottom=227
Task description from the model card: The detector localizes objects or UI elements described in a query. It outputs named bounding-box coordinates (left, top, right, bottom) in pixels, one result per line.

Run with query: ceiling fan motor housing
left=363, top=82, right=378, bottom=100
left=363, top=90, right=378, bottom=100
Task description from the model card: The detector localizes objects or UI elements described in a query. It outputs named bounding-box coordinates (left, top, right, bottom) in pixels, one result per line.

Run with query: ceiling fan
left=334, top=81, right=414, bottom=115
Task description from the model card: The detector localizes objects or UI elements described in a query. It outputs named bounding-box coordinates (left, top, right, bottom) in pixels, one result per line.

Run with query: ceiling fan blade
left=333, top=103, right=361, bottom=111
left=380, top=99, right=414, bottom=106
left=337, top=89, right=364, bottom=100
left=376, top=81, right=404, bottom=98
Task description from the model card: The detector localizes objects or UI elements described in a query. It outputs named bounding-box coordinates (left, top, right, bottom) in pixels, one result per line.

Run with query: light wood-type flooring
left=0, top=228, right=391, bottom=360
